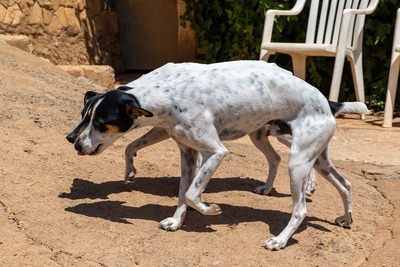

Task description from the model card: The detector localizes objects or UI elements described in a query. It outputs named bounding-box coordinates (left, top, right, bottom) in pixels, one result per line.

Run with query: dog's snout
left=74, top=141, right=83, bottom=152
left=66, top=133, right=76, bottom=144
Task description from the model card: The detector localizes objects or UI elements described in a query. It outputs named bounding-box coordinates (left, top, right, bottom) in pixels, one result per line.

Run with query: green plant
left=181, top=0, right=262, bottom=62
left=180, top=0, right=400, bottom=111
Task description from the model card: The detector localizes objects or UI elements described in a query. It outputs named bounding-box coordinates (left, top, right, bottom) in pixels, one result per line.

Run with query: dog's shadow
left=58, top=176, right=290, bottom=200
left=64, top=200, right=331, bottom=239
left=60, top=177, right=331, bottom=239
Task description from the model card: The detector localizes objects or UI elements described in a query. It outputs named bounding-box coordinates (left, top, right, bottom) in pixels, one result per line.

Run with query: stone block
left=58, top=65, right=115, bottom=89
left=42, top=8, right=52, bottom=24
left=37, top=0, right=53, bottom=9
left=64, top=7, right=80, bottom=30
left=6, top=0, right=22, bottom=6
left=1, top=34, right=34, bottom=53
left=0, top=4, right=6, bottom=22
left=48, top=16, right=62, bottom=33
left=28, top=1, right=43, bottom=25
left=0, top=0, right=9, bottom=7
left=4, top=4, right=22, bottom=26
left=54, top=6, right=67, bottom=28
left=52, top=0, right=60, bottom=10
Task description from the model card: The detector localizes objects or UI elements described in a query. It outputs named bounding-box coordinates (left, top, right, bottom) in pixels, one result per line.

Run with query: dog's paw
left=305, top=185, right=316, bottom=196
left=305, top=177, right=316, bottom=197
left=200, top=202, right=222, bottom=215
left=254, top=185, right=272, bottom=195
left=124, top=172, right=135, bottom=184
left=160, top=217, right=182, bottom=231
left=124, top=166, right=137, bottom=184
left=263, top=237, right=286, bottom=251
left=335, top=214, right=353, bottom=228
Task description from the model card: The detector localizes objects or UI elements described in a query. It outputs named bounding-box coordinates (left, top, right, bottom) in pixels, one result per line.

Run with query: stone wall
left=0, top=0, right=123, bottom=73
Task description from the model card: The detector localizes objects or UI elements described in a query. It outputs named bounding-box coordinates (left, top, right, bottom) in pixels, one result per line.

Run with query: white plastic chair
left=260, top=0, right=379, bottom=103
left=382, top=8, right=400, bottom=128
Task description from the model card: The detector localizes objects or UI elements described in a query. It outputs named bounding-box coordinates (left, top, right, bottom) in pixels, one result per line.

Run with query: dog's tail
left=328, top=101, right=370, bottom=117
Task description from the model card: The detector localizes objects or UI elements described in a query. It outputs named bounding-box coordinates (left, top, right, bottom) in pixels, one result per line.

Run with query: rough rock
left=58, top=65, right=115, bottom=89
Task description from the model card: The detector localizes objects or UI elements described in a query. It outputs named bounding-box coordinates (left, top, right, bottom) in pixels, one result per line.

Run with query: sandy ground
left=1, top=38, right=400, bottom=267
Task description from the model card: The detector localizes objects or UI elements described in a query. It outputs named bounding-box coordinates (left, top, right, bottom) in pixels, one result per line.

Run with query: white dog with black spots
left=67, top=61, right=369, bottom=250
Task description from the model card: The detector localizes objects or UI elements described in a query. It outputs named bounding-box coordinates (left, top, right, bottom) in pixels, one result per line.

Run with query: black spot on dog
left=320, top=169, right=329, bottom=176
left=269, top=79, right=277, bottom=88
left=328, top=100, right=344, bottom=115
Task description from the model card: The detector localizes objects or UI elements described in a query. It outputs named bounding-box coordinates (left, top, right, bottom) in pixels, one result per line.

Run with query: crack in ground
left=345, top=169, right=396, bottom=266
left=363, top=174, right=397, bottom=266
left=0, top=199, right=107, bottom=266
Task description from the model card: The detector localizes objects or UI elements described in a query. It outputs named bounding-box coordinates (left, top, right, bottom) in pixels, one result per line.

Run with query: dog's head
left=66, top=88, right=153, bottom=156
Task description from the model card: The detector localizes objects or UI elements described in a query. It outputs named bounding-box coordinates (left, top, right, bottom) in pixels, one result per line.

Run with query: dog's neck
left=131, top=112, right=168, bottom=130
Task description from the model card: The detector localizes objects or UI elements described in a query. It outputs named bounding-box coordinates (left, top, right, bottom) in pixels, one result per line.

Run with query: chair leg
left=349, top=53, right=366, bottom=120
left=328, top=54, right=346, bottom=102
left=291, top=54, right=307, bottom=80
left=349, top=53, right=365, bottom=103
left=383, top=56, right=400, bottom=127
left=260, top=52, right=271, bottom=62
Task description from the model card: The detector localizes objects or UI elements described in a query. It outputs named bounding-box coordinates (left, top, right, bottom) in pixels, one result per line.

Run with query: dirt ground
left=1, top=38, right=400, bottom=267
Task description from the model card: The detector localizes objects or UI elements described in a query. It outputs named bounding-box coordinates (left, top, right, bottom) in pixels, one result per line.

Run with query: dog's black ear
left=84, top=91, right=99, bottom=104
left=125, top=104, right=153, bottom=118
left=120, top=92, right=153, bottom=118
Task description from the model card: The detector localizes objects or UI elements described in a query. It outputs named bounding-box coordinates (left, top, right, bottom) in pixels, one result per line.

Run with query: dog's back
left=125, top=61, right=331, bottom=140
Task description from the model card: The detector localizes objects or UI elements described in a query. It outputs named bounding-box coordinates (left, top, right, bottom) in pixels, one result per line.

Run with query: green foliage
left=180, top=0, right=264, bottom=62
left=180, top=0, right=400, bottom=110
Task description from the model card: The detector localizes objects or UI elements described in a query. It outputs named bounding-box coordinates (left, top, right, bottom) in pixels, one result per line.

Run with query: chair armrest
left=261, top=0, right=307, bottom=45
left=343, top=0, right=379, bottom=16
left=334, top=0, right=379, bottom=61
left=338, top=0, right=379, bottom=46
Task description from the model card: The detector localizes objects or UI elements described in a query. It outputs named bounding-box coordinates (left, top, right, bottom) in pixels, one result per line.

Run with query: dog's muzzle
left=72, top=140, right=102, bottom=156
left=66, top=131, right=100, bottom=156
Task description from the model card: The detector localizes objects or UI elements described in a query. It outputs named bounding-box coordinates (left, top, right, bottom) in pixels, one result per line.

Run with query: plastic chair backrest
left=305, top=0, right=369, bottom=49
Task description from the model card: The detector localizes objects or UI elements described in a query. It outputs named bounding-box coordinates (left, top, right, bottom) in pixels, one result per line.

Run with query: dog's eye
left=92, top=120, right=106, bottom=132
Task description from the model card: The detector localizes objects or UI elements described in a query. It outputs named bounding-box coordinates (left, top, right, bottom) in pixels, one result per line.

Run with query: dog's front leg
left=160, top=144, right=198, bottom=231
left=124, top=127, right=170, bottom=184
left=184, top=147, right=228, bottom=215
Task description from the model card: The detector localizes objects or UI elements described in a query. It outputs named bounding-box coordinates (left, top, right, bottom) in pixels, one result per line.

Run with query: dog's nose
left=66, top=133, right=76, bottom=144
left=74, top=141, right=83, bottom=152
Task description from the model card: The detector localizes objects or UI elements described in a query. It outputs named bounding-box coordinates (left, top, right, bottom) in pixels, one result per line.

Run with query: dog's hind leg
left=276, top=135, right=317, bottom=196
left=124, top=127, right=170, bottom=183
left=264, top=149, right=314, bottom=250
left=264, top=118, right=335, bottom=250
left=249, top=128, right=281, bottom=195
left=253, top=125, right=316, bottom=196
left=160, top=144, right=198, bottom=231
left=314, top=146, right=353, bottom=227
